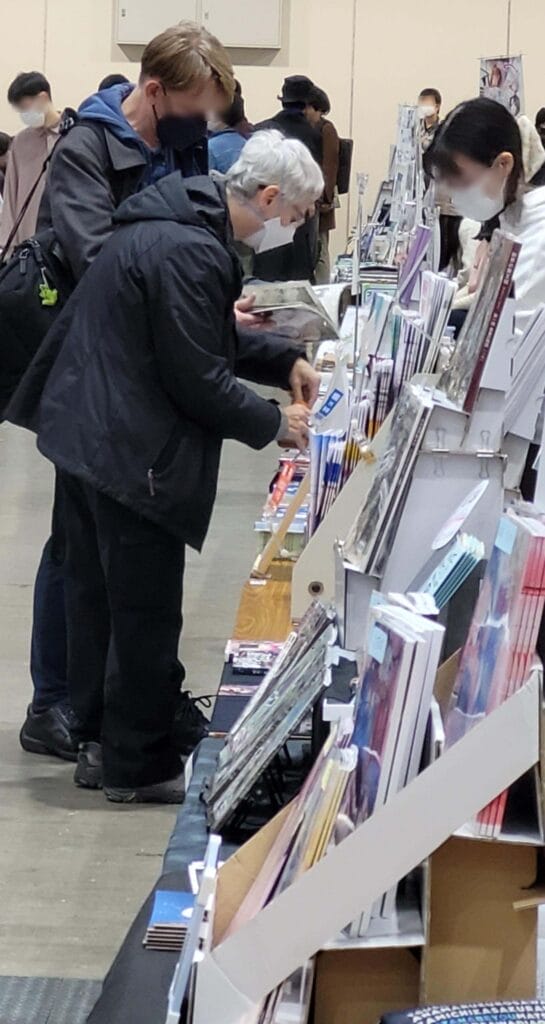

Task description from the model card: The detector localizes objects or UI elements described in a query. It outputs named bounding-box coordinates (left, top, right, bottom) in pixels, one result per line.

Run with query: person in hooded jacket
left=18, top=22, right=255, bottom=766
left=9, top=130, right=323, bottom=804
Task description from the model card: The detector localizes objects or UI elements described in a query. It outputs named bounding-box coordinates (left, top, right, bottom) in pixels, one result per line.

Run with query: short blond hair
left=141, top=22, right=234, bottom=102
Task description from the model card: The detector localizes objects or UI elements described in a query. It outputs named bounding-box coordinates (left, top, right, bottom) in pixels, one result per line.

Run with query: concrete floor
left=0, top=422, right=271, bottom=979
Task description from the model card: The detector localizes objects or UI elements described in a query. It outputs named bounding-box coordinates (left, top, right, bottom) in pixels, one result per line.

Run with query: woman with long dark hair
left=425, top=96, right=545, bottom=334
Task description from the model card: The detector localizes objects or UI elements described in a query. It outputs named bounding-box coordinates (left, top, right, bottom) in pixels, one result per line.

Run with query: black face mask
left=152, top=100, right=207, bottom=152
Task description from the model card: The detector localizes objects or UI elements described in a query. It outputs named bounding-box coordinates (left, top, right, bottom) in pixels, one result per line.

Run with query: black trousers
left=59, top=472, right=185, bottom=788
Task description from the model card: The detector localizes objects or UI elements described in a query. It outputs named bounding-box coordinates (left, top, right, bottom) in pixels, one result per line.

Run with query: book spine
left=463, top=242, right=521, bottom=414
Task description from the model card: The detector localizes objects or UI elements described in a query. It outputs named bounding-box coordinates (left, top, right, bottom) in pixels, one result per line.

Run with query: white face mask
left=419, top=105, right=436, bottom=120
left=244, top=216, right=300, bottom=253
left=20, top=107, right=46, bottom=128
left=450, top=177, right=506, bottom=222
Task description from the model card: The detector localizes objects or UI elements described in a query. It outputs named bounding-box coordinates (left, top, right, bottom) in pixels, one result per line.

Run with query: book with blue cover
left=144, top=890, right=194, bottom=951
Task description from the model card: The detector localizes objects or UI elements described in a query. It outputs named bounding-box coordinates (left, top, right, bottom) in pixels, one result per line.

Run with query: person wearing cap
left=256, top=76, right=322, bottom=163
left=253, top=75, right=322, bottom=282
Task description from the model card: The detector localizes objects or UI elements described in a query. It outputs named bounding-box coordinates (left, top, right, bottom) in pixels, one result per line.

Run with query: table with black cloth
left=86, top=738, right=235, bottom=1024
left=86, top=660, right=355, bottom=1024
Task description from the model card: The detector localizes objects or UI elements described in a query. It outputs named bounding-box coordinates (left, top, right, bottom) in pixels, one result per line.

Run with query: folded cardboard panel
left=194, top=678, right=539, bottom=1024
left=423, top=837, right=538, bottom=1005
left=313, top=949, right=420, bottom=1024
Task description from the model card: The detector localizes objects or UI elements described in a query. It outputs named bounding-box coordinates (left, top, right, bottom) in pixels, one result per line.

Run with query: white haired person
left=7, top=130, right=323, bottom=805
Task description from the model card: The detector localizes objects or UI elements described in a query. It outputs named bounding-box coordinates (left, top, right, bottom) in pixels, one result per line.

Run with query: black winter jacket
left=12, top=175, right=302, bottom=549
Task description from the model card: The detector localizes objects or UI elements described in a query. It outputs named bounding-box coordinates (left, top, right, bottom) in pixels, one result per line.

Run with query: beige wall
left=2, top=0, right=545, bottom=256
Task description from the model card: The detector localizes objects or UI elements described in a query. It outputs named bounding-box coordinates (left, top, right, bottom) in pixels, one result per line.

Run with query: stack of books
left=344, top=601, right=444, bottom=934
left=412, top=533, right=485, bottom=611
left=444, top=509, right=545, bottom=837
left=143, top=890, right=194, bottom=952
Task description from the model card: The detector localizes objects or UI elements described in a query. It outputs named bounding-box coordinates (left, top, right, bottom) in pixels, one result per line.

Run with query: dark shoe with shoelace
left=19, top=703, right=78, bottom=762
left=104, top=771, right=186, bottom=804
left=173, top=691, right=211, bottom=756
left=74, top=741, right=104, bottom=789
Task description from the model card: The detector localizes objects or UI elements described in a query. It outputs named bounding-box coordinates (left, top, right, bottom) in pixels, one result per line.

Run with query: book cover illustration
left=444, top=515, right=542, bottom=747
left=439, top=230, right=520, bottom=413
left=343, top=383, right=433, bottom=571
left=444, top=511, right=545, bottom=836
left=205, top=602, right=336, bottom=831
left=350, top=634, right=404, bottom=822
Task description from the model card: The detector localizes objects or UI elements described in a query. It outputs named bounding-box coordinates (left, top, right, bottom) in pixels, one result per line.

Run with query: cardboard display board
left=423, top=837, right=538, bottom=1005
left=313, top=949, right=421, bottom=1024
left=193, top=676, right=540, bottom=1024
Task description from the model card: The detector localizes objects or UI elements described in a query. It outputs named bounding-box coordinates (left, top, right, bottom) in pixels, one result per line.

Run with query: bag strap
left=0, top=149, right=55, bottom=265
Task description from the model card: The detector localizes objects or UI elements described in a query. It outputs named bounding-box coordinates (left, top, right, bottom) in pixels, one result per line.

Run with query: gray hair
left=225, top=129, right=324, bottom=205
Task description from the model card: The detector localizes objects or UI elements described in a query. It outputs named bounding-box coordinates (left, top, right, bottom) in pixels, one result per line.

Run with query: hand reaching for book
left=277, top=403, right=310, bottom=452
left=289, top=357, right=321, bottom=407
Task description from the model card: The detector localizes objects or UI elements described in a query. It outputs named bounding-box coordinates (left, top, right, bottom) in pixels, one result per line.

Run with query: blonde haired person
left=39, top=22, right=234, bottom=280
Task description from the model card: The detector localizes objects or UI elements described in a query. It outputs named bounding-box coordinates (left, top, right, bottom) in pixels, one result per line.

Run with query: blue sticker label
left=315, top=388, right=343, bottom=421
left=495, top=516, right=517, bottom=555
left=368, top=624, right=388, bottom=664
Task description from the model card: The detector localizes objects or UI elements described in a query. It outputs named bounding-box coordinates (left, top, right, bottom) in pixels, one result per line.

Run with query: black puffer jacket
left=12, top=174, right=302, bottom=549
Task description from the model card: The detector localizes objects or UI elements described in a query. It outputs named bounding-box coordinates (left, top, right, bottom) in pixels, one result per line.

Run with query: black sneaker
left=74, top=741, right=103, bottom=789
left=19, top=703, right=78, bottom=762
left=173, top=692, right=211, bottom=756
left=104, top=772, right=186, bottom=805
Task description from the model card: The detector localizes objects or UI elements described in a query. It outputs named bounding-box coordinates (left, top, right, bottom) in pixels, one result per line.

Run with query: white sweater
left=501, top=186, right=545, bottom=334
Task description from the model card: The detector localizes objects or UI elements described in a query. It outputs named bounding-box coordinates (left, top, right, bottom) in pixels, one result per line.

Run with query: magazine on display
left=411, top=533, right=485, bottom=611
left=419, top=271, right=457, bottom=372
left=444, top=509, right=545, bottom=837
left=342, top=603, right=444, bottom=934
left=397, top=224, right=432, bottom=307
left=343, top=383, right=433, bottom=573
left=504, top=303, right=545, bottom=439
left=438, top=230, right=520, bottom=412
left=205, top=602, right=336, bottom=832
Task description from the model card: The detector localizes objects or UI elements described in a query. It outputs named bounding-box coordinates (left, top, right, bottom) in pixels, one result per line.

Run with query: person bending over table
left=10, top=129, right=323, bottom=805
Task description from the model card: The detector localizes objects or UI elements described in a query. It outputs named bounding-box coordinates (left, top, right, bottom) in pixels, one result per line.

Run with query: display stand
left=335, top=402, right=505, bottom=650
left=292, top=300, right=515, bottom=625
left=291, top=416, right=392, bottom=619
left=191, top=672, right=540, bottom=1024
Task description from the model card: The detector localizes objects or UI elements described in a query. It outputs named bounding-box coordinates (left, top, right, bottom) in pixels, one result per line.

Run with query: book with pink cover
left=444, top=510, right=545, bottom=837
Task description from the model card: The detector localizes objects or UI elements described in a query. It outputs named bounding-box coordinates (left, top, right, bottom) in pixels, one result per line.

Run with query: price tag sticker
left=495, top=515, right=517, bottom=555
left=368, top=624, right=387, bottom=664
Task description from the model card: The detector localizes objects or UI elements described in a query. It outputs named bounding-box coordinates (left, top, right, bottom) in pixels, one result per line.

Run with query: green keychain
left=39, top=274, right=58, bottom=307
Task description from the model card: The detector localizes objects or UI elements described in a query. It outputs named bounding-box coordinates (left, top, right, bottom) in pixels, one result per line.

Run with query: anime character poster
left=480, top=55, right=524, bottom=117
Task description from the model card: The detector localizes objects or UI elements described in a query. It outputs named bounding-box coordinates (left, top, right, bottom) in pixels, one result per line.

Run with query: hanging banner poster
left=480, top=55, right=524, bottom=116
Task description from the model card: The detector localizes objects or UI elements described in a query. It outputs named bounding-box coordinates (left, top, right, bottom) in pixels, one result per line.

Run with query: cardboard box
left=423, top=837, right=538, bottom=1004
